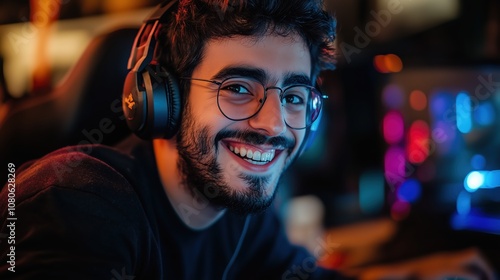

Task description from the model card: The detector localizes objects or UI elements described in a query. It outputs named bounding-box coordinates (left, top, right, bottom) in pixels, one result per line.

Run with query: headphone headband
left=127, top=0, right=177, bottom=72
left=146, top=0, right=178, bottom=22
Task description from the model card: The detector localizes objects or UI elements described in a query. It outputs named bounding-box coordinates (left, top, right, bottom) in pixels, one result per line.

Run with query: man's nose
left=247, top=90, right=287, bottom=136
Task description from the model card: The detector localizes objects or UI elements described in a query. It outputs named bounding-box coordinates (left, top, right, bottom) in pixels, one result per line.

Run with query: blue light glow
left=474, top=102, right=495, bottom=126
left=359, top=170, right=385, bottom=214
left=485, top=170, right=500, bottom=188
left=464, top=170, right=500, bottom=192
left=430, top=92, right=453, bottom=118
left=471, top=154, right=486, bottom=169
left=456, top=92, right=472, bottom=133
left=451, top=213, right=500, bottom=235
left=397, top=179, right=421, bottom=203
left=464, top=171, right=486, bottom=192
left=456, top=191, right=470, bottom=215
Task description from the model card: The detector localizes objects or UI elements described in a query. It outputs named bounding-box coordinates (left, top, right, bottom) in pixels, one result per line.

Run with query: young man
left=0, top=0, right=343, bottom=279
left=0, top=0, right=495, bottom=279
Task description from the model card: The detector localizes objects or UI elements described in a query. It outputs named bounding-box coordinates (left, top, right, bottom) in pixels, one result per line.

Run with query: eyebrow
left=211, top=66, right=266, bottom=83
left=282, top=73, right=312, bottom=87
left=211, top=65, right=312, bottom=87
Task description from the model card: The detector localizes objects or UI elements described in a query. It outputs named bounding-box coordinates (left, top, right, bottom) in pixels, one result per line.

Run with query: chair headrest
left=0, top=27, right=139, bottom=185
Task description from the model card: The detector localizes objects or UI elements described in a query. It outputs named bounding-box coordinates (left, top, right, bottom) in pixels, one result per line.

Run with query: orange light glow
left=373, top=55, right=389, bottom=73
left=384, top=54, right=403, bottom=73
left=409, top=90, right=427, bottom=111
left=30, top=0, right=62, bottom=95
left=373, top=54, right=403, bottom=73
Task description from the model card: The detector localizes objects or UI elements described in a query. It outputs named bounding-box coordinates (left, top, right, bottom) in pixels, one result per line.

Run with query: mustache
left=214, top=129, right=296, bottom=149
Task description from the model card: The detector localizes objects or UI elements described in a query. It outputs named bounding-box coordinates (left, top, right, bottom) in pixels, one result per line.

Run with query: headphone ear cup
left=143, top=65, right=182, bottom=139
left=122, top=66, right=181, bottom=139
left=161, top=67, right=182, bottom=139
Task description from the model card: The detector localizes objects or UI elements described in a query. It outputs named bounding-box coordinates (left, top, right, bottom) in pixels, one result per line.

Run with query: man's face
left=176, top=33, right=310, bottom=215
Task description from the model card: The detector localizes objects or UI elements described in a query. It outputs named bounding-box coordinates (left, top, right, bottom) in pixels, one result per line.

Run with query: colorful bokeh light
left=456, top=92, right=472, bottom=133
left=464, top=170, right=500, bottom=192
left=471, top=154, right=486, bottom=169
left=456, top=191, right=471, bottom=215
left=359, top=170, right=385, bottom=214
left=382, top=84, right=404, bottom=109
left=474, top=102, right=495, bottom=126
left=384, top=54, right=403, bottom=73
left=391, top=200, right=411, bottom=221
left=409, top=90, right=427, bottom=111
left=430, top=91, right=454, bottom=118
left=465, top=171, right=486, bottom=192
left=407, top=120, right=430, bottom=164
left=397, top=179, right=422, bottom=203
left=374, top=54, right=403, bottom=73
left=384, top=146, right=406, bottom=188
left=383, top=111, right=404, bottom=144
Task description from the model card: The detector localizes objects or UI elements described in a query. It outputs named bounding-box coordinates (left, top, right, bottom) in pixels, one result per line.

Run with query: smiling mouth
left=227, top=143, right=278, bottom=165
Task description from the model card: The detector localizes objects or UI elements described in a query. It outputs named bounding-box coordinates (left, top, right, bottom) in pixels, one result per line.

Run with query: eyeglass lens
left=216, top=77, right=322, bottom=129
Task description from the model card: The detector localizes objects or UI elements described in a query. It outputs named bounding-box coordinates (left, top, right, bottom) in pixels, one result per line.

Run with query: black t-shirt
left=0, top=137, right=345, bottom=279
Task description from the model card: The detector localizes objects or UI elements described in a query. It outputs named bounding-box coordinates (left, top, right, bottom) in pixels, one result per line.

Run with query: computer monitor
left=381, top=65, right=500, bottom=235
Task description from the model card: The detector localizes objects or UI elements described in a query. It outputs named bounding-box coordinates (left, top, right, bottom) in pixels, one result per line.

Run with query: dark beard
left=175, top=104, right=294, bottom=215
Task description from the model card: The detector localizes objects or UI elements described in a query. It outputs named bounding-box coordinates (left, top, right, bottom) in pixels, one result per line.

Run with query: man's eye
left=283, top=94, right=304, bottom=105
left=221, top=84, right=252, bottom=95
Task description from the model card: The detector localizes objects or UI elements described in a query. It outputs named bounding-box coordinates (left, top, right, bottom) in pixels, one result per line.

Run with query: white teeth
left=228, top=145, right=275, bottom=163
left=262, top=152, right=269, bottom=162
left=252, top=151, right=261, bottom=161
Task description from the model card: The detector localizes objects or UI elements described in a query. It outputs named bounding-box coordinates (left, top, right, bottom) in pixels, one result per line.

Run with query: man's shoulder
left=3, top=144, right=138, bottom=208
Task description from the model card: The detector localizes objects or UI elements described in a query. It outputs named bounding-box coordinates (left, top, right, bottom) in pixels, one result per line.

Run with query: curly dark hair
left=157, top=0, right=336, bottom=97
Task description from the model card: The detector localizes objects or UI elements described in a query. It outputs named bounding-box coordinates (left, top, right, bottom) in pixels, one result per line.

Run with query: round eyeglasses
left=183, top=77, right=327, bottom=130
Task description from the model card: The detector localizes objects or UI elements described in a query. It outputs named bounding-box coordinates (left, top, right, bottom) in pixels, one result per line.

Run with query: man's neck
left=153, top=139, right=226, bottom=230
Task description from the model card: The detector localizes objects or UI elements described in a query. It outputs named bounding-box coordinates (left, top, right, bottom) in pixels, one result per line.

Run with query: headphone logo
left=124, top=93, right=136, bottom=110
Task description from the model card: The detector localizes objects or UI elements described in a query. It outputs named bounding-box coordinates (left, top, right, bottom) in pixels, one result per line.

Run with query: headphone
left=122, top=0, right=180, bottom=139
left=122, top=0, right=323, bottom=153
